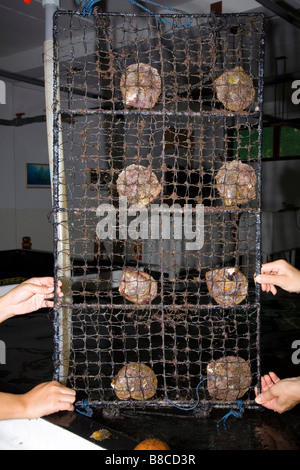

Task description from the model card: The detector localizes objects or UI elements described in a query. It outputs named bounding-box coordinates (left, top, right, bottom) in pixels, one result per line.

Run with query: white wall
left=0, top=80, right=53, bottom=251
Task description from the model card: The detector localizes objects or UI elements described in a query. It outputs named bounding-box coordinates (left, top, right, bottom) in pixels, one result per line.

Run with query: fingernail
left=255, top=275, right=261, bottom=282
left=255, top=395, right=262, bottom=403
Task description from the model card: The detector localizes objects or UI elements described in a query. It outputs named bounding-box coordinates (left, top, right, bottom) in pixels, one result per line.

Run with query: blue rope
left=75, top=0, right=193, bottom=27
left=217, top=399, right=244, bottom=433
left=166, top=379, right=245, bottom=435
left=75, top=399, right=94, bottom=417
left=165, top=377, right=214, bottom=411
left=75, top=0, right=99, bottom=17
left=125, top=0, right=193, bottom=27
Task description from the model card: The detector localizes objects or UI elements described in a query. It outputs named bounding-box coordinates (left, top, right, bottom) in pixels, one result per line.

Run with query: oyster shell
left=207, top=355, right=251, bottom=401
left=112, top=362, right=158, bottom=400
left=116, top=164, right=161, bottom=208
left=214, top=66, right=255, bottom=112
left=215, top=160, right=256, bottom=207
left=119, top=268, right=158, bottom=304
left=205, top=266, right=248, bottom=306
left=120, top=63, right=161, bottom=109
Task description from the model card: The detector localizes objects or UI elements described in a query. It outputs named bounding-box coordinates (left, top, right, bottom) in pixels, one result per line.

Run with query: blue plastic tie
left=217, top=399, right=244, bottom=433
left=75, top=399, right=93, bottom=418
left=125, top=0, right=193, bottom=27
left=75, top=0, right=193, bottom=27
left=165, top=377, right=214, bottom=411
left=75, top=0, right=99, bottom=17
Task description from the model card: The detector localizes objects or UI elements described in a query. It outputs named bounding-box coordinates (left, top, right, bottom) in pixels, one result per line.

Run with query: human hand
left=255, top=259, right=300, bottom=295
left=21, top=381, right=76, bottom=419
left=255, top=372, right=300, bottom=413
left=0, top=277, right=63, bottom=322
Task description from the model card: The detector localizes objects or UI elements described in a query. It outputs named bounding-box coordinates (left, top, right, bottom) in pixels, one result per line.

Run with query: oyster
left=119, top=268, right=158, bottom=304
left=120, top=63, right=161, bottom=109
left=205, top=266, right=248, bottom=306
left=207, top=355, right=251, bottom=401
left=214, top=66, right=255, bottom=112
left=215, top=160, right=257, bottom=206
left=116, top=164, right=161, bottom=208
left=112, top=362, right=158, bottom=400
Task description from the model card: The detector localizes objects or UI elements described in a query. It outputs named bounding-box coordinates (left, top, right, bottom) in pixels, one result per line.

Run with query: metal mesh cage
left=52, top=10, right=264, bottom=413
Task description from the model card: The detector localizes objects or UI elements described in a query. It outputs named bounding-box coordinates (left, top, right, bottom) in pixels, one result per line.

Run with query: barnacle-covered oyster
left=214, top=66, right=255, bottom=112
left=116, top=164, right=162, bottom=208
left=205, top=266, right=248, bottom=306
left=111, top=362, right=158, bottom=400
left=119, top=267, right=158, bottom=304
left=207, top=355, right=251, bottom=400
left=120, top=63, right=161, bottom=109
left=215, top=160, right=257, bottom=206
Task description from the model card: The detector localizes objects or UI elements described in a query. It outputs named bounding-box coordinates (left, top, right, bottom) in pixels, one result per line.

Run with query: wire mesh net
left=52, top=10, right=264, bottom=412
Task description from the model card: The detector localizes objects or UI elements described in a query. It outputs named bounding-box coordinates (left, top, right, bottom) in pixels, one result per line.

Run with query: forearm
left=0, top=295, right=14, bottom=323
left=0, top=382, right=76, bottom=420
left=0, top=392, right=27, bottom=420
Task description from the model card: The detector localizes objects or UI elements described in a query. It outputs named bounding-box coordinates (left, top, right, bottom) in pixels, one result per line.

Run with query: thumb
left=255, top=388, right=276, bottom=404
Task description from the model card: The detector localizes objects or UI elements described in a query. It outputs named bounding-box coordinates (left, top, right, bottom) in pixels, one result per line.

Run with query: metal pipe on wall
left=43, top=0, right=71, bottom=386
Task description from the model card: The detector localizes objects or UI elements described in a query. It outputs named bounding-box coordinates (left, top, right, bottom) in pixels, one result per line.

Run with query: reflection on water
left=254, top=424, right=299, bottom=450
left=90, top=406, right=300, bottom=451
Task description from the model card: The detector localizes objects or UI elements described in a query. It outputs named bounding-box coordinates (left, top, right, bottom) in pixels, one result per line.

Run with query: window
left=279, top=126, right=300, bottom=157
left=233, top=126, right=300, bottom=160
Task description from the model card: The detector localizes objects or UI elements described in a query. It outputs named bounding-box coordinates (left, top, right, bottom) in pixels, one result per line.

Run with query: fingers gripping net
left=52, top=10, right=264, bottom=413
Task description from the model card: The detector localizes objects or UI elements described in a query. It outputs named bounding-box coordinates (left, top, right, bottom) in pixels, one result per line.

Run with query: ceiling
left=0, top=0, right=261, bottom=64
left=0, top=1, right=293, bottom=70
left=0, top=0, right=299, bottom=78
